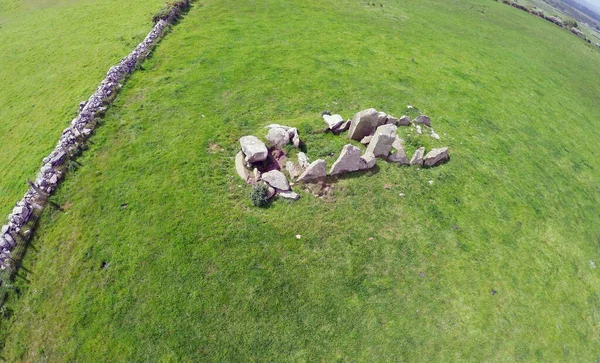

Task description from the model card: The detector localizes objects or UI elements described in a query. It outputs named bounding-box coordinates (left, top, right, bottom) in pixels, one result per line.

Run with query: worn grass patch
left=1, top=0, right=600, bottom=360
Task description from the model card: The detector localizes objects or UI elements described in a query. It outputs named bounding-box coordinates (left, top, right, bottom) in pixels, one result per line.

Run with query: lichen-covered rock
left=261, top=170, right=290, bottom=191
left=329, top=144, right=361, bottom=175
left=410, top=147, right=425, bottom=166
left=297, top=159, right=326, bottom=182
left=239, top=136, right=268, bottom=163
left=423, top=147, right=449, bottom=167
left=366, top=124, right=397, bottom=158
left=348, top=108, right=379, bottom=140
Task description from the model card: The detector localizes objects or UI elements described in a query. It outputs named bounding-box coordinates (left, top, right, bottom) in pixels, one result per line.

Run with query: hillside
left=1, top=0, right=600, bottom=360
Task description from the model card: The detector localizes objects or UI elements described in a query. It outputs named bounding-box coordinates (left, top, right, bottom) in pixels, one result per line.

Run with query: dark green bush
left=249, top=184, right=269, bottom=207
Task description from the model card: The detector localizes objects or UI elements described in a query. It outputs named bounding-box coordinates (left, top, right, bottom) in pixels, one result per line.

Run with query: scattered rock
left=392, top=136, right=403, bottom=150
left=331, top=120, right=352, bottom=135
left=385, top=115, right=400, bottom=125
left=279, top=191, right=300, bottom=200
left=416, top=125, right=422, bottom=134
left=388, top=149, right=409, bottom=164
left=266, top=127, right=290, bottom=148
left=323, top=114, right=344, bottom=130
left=239, top=136, right=268, bottom=163
left=430, top=130, right=440, bottom=140
left=360, top=135, right=372, bottom=145
left=235, top=151, right=253, bottom=183
left=359, top=152, right=377, bottom=170
left=261, top=170, right=290, bottom=191
left=288, top=128, right=301, bottom=148
left=266, top=186, right=277, bottom=199
left=413, top=115, right=431, bottom=127
left=423, top=147, right=449, bottom=167
left=366, top=124, right=397, bottom=158
left=296, top=234, right=302, bottom=239
left=298, top=152, right=310, bottom=169
left=399, top=192, right=405, bottom=197
left=348, top=108, right=379, bottom=140
left=384, top=184, right=392, bottom=189
left=398, top=115, right=411, bottom=126
left=410, top=147, right=425, bottom=166
left=329, top=144, right=361, bottom=175
left=297, top=159, right=327, bottom=182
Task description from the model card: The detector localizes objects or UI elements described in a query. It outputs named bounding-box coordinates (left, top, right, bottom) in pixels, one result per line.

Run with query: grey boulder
left=410, top=147, right=425, bottom=166
left=366, top=124, right=397, bottom=158
left=323, top=114, right=344, bottom=130
left=423, top=147, right=449, bottom=167
left=261, top=170, right=290, bottom=191
left=235, top=151, right=253, bottom=183
left=413, top=115, right=431, bottom=127
left=398, top=115, right=411, bottom=126
left=297, top=159, right=326, bottom=182
left=348, top=108, right=379, bottom=140
left=266, top=127, right=290, bottom=148
left=239, top=136, right=268, bottom=163
left=278, top=191, right=300, bottom=200
left=329, top=144, right=361, bottom=175
left=286, top=161, right=302, bottom=179
left=298, top=152, right=310, bottom=169
left=359, top=152, right=377, bottom=170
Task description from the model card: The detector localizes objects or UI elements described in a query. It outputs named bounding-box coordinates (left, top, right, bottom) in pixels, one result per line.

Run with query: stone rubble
left=234, top=107, right=450, bottom=206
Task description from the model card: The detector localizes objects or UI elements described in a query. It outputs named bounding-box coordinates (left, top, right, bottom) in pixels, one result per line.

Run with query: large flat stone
left=323, top=114, right=344, bottom=130
left=261, top=170, right=290, bottom=191
left=239, top=136, right=268, bottom=163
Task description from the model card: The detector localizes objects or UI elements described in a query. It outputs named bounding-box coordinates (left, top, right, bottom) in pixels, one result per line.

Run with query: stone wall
left=0, top=14, right=181, bottom=282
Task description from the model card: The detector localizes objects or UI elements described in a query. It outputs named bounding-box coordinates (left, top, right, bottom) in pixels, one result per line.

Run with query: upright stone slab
left=410, top=147, right=425, bottom=166
left=297, top=159, right=326, bottom=182
left=298, top=152, right=310, bottom=169
left=235, top=152, right=253, bottom=183
left=366, top=124, right=397, bottom=158
left=423, top=147, right=449, bottom=167
left=266, top=127, right=290, bottom=148
left=239, top=136, right=268, bottom=163
left=329, top=144, right=361, bottom=175
left=348, top=108, right=379, bottom=141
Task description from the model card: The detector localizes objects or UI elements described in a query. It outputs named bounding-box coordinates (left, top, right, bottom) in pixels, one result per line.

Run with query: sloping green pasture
left=1, top=0, right=600, bottom=360
left=0, top=0, right=163, bottom=215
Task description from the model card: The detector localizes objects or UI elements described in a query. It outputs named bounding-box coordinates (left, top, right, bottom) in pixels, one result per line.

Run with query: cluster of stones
left=0, top=19, right=173, bottom=271
left=235, top=108, right=450, bottom=202
left=501, top=0, right=598, bottom=46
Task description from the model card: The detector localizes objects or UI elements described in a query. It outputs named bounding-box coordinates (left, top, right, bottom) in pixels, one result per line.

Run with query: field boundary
left=0, top=1, right=193, bottom=304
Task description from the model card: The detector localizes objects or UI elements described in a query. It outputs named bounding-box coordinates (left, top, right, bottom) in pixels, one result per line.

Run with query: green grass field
left=1, top=0, right=600, bottom=360
left=0, top=0, right=163, bottom=215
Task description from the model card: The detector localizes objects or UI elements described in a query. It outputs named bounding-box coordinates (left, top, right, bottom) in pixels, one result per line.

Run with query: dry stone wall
left=0, top=17, right=178, bottom=275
